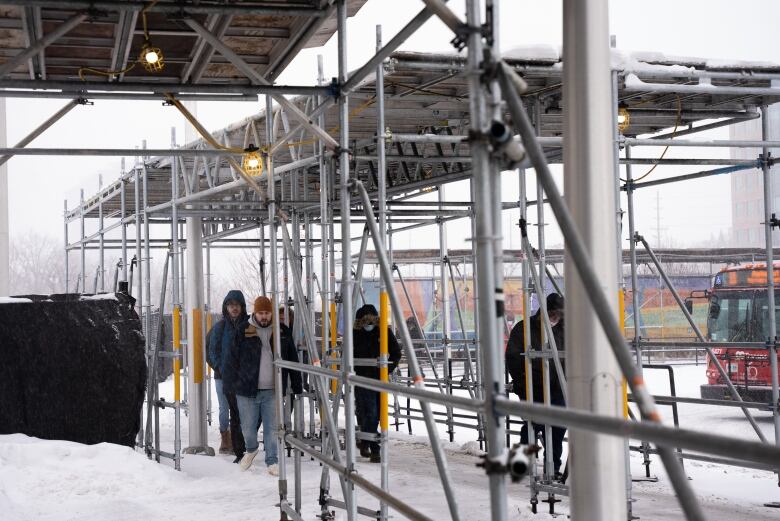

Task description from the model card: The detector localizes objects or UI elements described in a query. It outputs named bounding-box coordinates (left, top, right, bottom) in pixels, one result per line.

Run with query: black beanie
left=356, top=304, right=378, bottom=319
left=546, top=293, right=564, bottom=312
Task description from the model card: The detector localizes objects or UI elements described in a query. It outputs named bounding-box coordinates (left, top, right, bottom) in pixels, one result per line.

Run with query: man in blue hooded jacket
left=206, top=289, right=247, bottom=462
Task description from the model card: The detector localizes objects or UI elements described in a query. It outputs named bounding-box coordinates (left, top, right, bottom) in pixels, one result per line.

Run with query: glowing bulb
left=247, top=157, right=260, bottom=169
left=617, top=106, right=630, bottom=132
left=145, top=49, right=159, bottom=64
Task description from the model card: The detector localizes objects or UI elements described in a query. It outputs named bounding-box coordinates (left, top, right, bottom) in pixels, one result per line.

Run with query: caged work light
left=242, top=145, right=264, bottom=176
left=140, top=39, right=164, bottom=72
left=617, top=103, right=630, bottom=132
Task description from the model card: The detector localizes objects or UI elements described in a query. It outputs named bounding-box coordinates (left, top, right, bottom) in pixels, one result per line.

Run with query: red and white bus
left=701, top=262, right=780, bottom=402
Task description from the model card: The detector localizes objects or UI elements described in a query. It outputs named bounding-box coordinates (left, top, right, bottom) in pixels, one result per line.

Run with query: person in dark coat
left=353, top=304, right=402, bottom=462
left=505, top=293, right=566, bottom=477
left=233, top=296, right=302, bottom=474
left=206, top=289, right=247, bottom=462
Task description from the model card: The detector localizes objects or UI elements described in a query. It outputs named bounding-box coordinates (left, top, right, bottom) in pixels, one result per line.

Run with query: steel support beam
left=0, top=1, right=325, bottom=16
left=184, top=18, right=339, bottom=150
left=0, top=13, right=87, bottom=78
left=0, top=98, right=79, bottom=167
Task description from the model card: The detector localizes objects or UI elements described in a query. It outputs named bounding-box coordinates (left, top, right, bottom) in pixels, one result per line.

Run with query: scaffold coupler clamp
left=759, top=152, right=775, bottom=169
left=327, top=77, right=340, bottom=99
left=633, top=231, right=644, bottom=244
left=518, top=217, right=528, bottom=239
left=768, top=212, right=780, bottom=230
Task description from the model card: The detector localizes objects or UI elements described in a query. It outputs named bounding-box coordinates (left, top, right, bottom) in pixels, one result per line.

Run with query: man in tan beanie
left=231, top=296, right=302, bottom=475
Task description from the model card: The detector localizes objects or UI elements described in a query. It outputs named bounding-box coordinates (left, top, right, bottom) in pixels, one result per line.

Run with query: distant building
left=729, top=106, right=780, bottom=247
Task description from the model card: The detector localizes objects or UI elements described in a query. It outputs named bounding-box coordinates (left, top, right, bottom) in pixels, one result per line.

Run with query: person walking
left=206, top=290, right=247, bottom=463
left=353, top=304, right=402, bottom=462
left=234, top=296, right=302, bottom=475
left=505, top=293, right=566, bottom=479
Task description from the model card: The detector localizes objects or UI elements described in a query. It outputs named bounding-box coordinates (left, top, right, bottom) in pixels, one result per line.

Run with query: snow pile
left=0, top=297, right=32, bottom=304
left=504, top=44, right=560, bottom=63
left=80, top=293, right=119, bottom=301
left=612, top=50, right=697, bottom=76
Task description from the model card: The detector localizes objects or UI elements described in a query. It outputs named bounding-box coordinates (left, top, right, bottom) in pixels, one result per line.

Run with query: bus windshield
left=708, top=289, right=780, bottom=342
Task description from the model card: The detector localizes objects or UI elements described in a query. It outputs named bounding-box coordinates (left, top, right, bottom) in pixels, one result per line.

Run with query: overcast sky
left=6, top=0, right=780, bottom=264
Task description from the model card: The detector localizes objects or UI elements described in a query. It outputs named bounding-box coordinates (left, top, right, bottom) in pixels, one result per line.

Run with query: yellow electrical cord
left=623, top=95, right=682, bottom=183
left=78, top=0, right=160, bottom=81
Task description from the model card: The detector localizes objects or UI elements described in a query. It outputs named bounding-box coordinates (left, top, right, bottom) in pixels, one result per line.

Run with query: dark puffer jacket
left=353, top=326, right=402, bottom=380
left=206, top=290, right=247, bottom=393
left=505, top=312, right=566, bottom=404
left=231, top=318, right=303, bottom=398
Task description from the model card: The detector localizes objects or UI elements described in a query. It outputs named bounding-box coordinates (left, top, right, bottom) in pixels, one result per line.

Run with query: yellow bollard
left=206, top=312, right=213, bottom=377
left=173, top=305, right=181, bottom=402
left=192, top=308, right=204, bottom=385
left=379, top=291, right=389, bottom=431
left=330, top=302, right=338, bottom=394
left=619, top=289, right=629, bottom=419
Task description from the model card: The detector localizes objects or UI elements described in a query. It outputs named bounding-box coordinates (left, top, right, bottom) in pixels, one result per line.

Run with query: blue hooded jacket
left=206, top=290, right=247, bottom=393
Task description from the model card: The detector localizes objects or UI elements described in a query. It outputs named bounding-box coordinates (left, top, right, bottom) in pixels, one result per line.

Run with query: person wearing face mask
left=233, top=296, right=302, bottom=475
left=352, top=304, right=402, bottom=462
left=505, top=292, right=566, bottom=480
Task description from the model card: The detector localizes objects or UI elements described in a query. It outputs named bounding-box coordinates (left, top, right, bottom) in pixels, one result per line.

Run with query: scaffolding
left=3, top=1, right=779, bottom=520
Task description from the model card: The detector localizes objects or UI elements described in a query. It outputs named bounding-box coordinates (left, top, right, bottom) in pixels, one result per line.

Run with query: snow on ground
left=0, top=297, right=32, bottom=304
left=1, top=362, right=778, bottom=520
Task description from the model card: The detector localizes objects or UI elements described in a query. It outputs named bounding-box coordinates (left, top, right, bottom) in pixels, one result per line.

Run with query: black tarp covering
left=0, top=293, right=146, bottom=447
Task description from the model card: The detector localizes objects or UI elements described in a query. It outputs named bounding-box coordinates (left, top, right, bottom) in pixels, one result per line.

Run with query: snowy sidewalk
left=1, top=363, right=779, bottom=520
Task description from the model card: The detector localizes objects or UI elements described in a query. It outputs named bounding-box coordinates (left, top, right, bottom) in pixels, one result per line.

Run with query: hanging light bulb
left=617, top=103, right=630, bottom=132
left=145, top=48, right=159, bottom=64
left=243, top=145, right=264, bottom=176
left=140, top=39, right=164, bottom=72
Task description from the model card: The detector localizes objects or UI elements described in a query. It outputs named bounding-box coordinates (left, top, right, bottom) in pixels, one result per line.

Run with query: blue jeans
left=214, top=378, right=230, bottom=432
left=355, top=387, right=380, bottom=454
left=236, top=390, right=278, bottom=465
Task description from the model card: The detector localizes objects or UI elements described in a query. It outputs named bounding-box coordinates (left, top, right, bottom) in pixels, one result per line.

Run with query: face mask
left=363, top=325, right=375, bottom=332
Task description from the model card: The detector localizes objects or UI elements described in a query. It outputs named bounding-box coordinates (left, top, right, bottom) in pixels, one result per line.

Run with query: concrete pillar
left=562, top=1, right=627, bottom=518
left=0, top=98, right=7, bottom=296
left=181, top=100, right=212, bottom=455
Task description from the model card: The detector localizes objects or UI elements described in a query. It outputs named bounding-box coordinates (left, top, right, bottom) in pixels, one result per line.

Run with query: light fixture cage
left=243, top=148, right=264, bottom=176
left=140, top=41, right=165, bottom=73
left=617, top=106, right=630, bottom=132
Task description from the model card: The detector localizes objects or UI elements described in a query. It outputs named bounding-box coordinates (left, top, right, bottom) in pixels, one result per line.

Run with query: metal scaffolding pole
left=120, top=160, right=127, bottom=284
left=142, top=167, right=153, bottom=445
left=561, top=2, right=627, bottom=517
left=336, top=3, right=357, bottom=517
left=624, top=146, right=655, bottom=478
left=63, top=199, right=68, bottom=293
left=760, top=105, right=780, bottom=477
left=132, top=165, right=144, bottom=447
left=355, top=179, right=460, bottom=521
left=439, top=186, right=455, bottom=443
left=376, top=24, right=391, bottom=521
left=79, top=188, right=85, bottom=293
left=266, top=93, right=290, bottom=515
left=170, top=127, right=182, bottom=471
left=97, top=174, right=104, bottom=292
left=464, top=2, right=506, bottom=519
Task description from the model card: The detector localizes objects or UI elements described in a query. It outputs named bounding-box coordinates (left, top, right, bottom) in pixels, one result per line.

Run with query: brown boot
left=219, top=430, right=231, bottom=455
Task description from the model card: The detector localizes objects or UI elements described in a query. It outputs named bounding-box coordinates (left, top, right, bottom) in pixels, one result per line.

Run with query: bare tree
left=10, top=232, right=74, bottom=295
